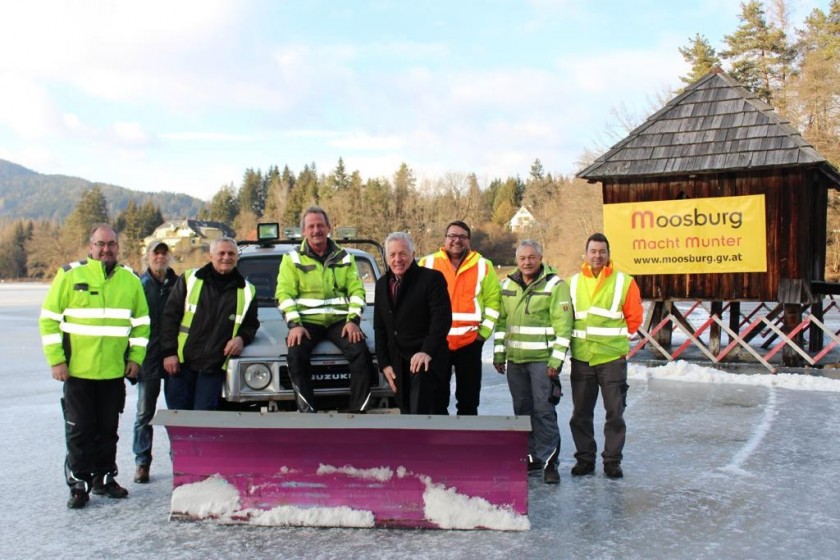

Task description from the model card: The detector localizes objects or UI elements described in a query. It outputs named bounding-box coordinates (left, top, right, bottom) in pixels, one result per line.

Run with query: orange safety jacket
left=419, top=249, right=501, bottom=351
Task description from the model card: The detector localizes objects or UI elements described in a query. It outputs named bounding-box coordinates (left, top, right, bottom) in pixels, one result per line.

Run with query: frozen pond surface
left=2, top=283, right=839, bottom=559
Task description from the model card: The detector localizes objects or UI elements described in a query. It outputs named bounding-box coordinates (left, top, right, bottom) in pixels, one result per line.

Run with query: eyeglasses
left=92, top=241, right=118, bottom=248
left=445, top=234, right=469, bottom=241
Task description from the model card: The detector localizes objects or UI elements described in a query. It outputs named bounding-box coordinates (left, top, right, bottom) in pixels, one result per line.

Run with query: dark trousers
left=569, top=357, right=629, bottom=464
left=433, top=338, right=484, bottom=415
left=62, top=376, right=126, bottom=487
left=506, top=361, right=561, bottom=464
left=392, top=346, right=448, bottom=414
left=165, top=365, right=225, bottom=411
left=287, top=322, right=373, bottom=411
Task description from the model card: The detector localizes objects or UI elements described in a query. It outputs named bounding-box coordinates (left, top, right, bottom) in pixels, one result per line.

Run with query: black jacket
left=161, top=263, right=260, bottom=372
left=373, top=260, right=451, bottom=369
left=139, top=267, right=179, bottom=380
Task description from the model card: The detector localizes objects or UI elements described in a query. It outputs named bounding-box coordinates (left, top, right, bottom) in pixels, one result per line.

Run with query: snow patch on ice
left=170, top=475, right=374, bottom=527
left=422, top=478, right=530, bottom=531
left=630, top=360, right=840, bottom=392
left=171, top=474, right=241, bottom=518
left=245, top=505, right=375, bottom=527
left=316, top=463, right=394, bottom=481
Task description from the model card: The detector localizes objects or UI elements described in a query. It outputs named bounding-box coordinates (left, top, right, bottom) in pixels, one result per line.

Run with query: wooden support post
left=779, top=279, right=805, bottom=367
left=727, top=302, right=742, bottom=359
left=709, top=301, right=723, bottom=355
left=809, top=300, right=824, bottom=353
left=782, top=304, right=805, bottom=367
left=655, top=300, right=674, bottom=348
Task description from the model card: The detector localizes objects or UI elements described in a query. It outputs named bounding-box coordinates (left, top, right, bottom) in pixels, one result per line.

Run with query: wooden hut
left=577, top=69, right=840, bottom=364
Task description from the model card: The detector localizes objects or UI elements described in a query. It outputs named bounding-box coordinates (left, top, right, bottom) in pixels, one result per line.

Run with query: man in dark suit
left=374, top=232, right=452, bottom=414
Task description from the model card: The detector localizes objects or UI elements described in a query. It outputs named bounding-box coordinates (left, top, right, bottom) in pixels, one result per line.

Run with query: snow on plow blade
left=152, top=410, right=532, bottom=530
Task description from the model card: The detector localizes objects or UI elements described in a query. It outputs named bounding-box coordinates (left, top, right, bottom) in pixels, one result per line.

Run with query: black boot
left=67, top=481, right=90, bottom=509
left=92, top=473, right=129, bottom=498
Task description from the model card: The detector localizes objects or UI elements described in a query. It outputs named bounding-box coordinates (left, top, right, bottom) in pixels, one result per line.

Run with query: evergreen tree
left=361, top=177, right=393, bottom=244
left=280, top=165, right=299, bottom=226
left=331, top=157, right=350, bottom=191
left=239, top=168, right=265, bottom=218
left=138, top=200, right=163, bottom=236
left=679, top=33, right=722, bottom=85
left=491, top=178, right=519, bottom=226
left=721, top=0, right=792, bottom=104
left=64, top=186, right=109, bottom=245
left=529, top=159, right=545, bottom=182
left=204, top=184, right=240, bottom=225
left=788, top=0, right=840, bottom=165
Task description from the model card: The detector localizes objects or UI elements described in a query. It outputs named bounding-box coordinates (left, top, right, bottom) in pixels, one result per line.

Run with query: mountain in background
left=0, top=158, right=206, bottom=222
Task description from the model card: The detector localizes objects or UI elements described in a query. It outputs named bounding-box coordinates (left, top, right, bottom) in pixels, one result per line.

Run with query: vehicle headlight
left=243, top=363, right=272, bottom=390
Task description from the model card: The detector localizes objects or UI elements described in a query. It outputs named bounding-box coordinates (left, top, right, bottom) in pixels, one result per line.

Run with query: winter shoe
left=570, top=461, right=595, bottom=476
left=543, top=464, right=560, bottom=485
left=92, top=474, right=129, bottom=498
left=67, top=483, right=89, bottom=509
left=134, top=465, right=150, bottom=484
left=604, top=462, right=624, bottom=479
left=527, top=454, right=544, bottom=476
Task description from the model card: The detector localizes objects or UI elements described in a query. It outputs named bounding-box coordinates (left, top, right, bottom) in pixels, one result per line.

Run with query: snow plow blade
left=152, top=410, right=532, bottom=530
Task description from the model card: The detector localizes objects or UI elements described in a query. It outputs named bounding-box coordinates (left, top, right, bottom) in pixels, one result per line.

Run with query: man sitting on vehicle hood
left=276, top=206, right=374, bottom=413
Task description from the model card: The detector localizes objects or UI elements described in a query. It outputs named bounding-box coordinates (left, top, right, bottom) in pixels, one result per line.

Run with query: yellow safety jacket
left=40, top=258, right=150, bottom=380
left=275, top=239, right=366, bottom=327
left=494, top=265, right=573, bottom=368
left=569, top=265, right=636, bottom=366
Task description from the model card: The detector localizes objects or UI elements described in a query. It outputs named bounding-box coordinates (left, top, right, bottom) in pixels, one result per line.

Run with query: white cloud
left=63, top=113, right=81, bottom=130
left=327, top=132, right=405, bottom=151
left=0, top=75, right=62, bottom=139
left=161, top=132, right=254, bottom=142
left=113, top=122, right=148, bottom=145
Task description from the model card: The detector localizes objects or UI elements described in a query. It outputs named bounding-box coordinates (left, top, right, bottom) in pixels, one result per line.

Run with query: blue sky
left=0, top=0, right=830, bottom=200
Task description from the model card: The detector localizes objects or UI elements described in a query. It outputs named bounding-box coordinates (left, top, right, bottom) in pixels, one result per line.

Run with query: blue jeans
left=132, top=377, right=162, bottom=467
left=165, top=365, right=225, bottom=411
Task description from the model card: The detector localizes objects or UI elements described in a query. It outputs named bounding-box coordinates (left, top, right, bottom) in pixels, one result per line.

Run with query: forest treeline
left=1, top=0, right=838, bottom=279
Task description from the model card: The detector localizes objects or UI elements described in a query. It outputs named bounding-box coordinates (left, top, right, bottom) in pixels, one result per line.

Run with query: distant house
left=508, top=206, right=537, bottom=232
left=143, top=219, right=235, bottom=254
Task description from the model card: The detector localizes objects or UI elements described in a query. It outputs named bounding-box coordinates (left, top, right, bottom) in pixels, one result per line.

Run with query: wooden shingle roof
left=577, top=69, right=840, bottom=183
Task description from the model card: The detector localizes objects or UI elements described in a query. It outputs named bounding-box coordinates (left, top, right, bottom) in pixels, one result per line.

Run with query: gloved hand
left=548, top=378, right=562, bottom=405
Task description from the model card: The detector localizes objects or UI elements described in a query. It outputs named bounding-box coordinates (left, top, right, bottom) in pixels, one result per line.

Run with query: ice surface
left=4, top=283, right=840, bottom=559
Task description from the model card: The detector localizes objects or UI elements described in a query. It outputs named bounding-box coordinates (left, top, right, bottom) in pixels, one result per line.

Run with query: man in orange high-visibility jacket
left=567, top=233, right=643, bottom=479
left=419, top=221, right=501, bottom=415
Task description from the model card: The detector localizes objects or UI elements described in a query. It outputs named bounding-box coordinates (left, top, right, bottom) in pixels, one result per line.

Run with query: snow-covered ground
left=3, top=283, right=839, bottom=559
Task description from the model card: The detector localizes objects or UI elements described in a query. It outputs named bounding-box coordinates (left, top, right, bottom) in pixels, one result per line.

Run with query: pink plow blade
left=152, top=410, right=532, bottom=530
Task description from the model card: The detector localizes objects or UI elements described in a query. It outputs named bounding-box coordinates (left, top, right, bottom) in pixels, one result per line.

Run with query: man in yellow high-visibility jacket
left=40, top=224, right=150, bottom=509
left=275, top=207, right=373, bottom=413
left=568, top=233, right=643, bottom=479
left=419, top=220, right=501, bottom=415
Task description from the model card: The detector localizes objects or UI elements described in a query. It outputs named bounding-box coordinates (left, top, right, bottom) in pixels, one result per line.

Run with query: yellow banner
left=603, top=195, right=767, bottom=274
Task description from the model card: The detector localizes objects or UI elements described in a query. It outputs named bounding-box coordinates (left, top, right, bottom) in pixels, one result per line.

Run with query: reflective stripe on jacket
left=569, top=263, right=640, bottom=366
left=39, top=258, right=150, bottom=380
left=177, top=268, right=255, bottom=369
left=419, top=248, right=501, bottom=351
left=275, top=239, right=366, bottom=327
left=493, top=265, right=573, bottom=368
